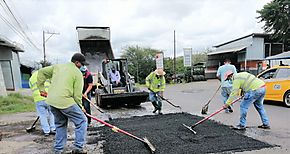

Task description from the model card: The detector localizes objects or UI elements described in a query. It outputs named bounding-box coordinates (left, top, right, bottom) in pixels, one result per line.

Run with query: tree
left=121, top=46, right=157, bottom=83
left=257, top=0, right=290, bottom=50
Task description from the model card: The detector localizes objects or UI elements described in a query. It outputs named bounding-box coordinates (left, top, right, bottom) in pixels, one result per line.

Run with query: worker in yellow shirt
left=146, top=68, right=166, bottom=115
left=223, top=71, right=270, bottom=130
left=29, top=70, right=55, bottom=136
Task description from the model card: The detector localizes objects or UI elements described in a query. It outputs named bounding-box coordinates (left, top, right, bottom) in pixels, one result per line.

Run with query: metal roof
left=266, top=51, right=290, bottom=60
left=207, top=46, right=247, bottom=56
left=213, top=33, right=270, bottom=48
left=0, top=37, right=24, bottom=52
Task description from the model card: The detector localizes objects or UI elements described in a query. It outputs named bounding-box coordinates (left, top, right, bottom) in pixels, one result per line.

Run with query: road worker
left=80, top=66, right=93, bottom=127
left=223, top=71, right=270, bottom=130
left=216, top=59, right=237, bottom=113
left=37, top=53, right=88, bottom=154
left=146, top=68, right=166, bottom=115
left=29, top=70, right=55, bottom=136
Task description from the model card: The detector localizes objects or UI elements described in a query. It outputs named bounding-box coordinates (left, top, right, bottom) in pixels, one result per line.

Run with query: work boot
left=50, top=130, right=56, bottom=135
left=71, top=149, right=87, bottom=154
left=232, top=125, right=246, bottom=130
left=258, top=124, right=270, bottom=129
left=228, top=106, right=234, bottom=113
left=158, top=110, right=163, bottom=115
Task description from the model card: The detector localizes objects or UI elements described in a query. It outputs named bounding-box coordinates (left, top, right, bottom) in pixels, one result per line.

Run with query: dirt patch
left=89, top=112, right=274, bottom=154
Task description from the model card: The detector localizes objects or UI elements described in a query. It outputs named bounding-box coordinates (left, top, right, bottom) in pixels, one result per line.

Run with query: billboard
left=183, top=48, right=192, bottom=67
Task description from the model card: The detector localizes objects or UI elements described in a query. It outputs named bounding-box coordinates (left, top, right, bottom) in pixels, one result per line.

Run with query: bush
left=0, top=93, right=35, bottom=114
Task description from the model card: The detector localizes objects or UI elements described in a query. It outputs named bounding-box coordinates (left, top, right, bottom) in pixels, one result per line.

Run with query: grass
left=0, top=93, right=35, bottom=114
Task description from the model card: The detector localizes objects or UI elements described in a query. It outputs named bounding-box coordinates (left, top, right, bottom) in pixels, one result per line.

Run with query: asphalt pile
left=88, top=112, right=273, bottom=154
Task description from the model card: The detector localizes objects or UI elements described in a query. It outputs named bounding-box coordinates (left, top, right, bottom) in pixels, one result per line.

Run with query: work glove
left=40, top=91, right=48, bottom=97
left=223, top=104, right=229, bottom=109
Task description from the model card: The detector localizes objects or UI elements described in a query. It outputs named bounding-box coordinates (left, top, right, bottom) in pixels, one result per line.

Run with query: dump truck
left=76, top=26, right=148, bottom=108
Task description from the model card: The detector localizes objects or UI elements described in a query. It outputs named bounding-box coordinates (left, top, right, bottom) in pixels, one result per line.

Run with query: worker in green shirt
left=146, top=68, right=166, bottom=115
left=37, top=53, right=88, bottom=154
left=223, top=71, right=270, bottom=130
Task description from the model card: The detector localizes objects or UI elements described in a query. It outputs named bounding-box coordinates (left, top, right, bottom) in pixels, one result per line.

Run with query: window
left=258, top=69, right=277, bottom=79
left=275, top=68, right=290, bottom=79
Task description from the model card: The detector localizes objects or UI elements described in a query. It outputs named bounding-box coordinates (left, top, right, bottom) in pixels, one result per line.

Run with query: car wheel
left=283, top=90, right=290, bottom=107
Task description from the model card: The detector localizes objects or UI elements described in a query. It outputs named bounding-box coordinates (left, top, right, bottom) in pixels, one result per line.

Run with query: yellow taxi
left=257, top=65, right=290, bottom=107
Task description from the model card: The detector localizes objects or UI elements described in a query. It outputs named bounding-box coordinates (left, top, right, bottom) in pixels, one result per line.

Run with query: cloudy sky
left=0, top=0, right=271, bottom=66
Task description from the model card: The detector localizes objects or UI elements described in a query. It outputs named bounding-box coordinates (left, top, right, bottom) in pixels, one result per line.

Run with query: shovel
left=184, top=97, right=242, bottom=134
left=148, top=88, right=181, bottom=109
left=82, top=95, right=112, bottom=121
left=85, top=113, right=156, bottom=153
left=201, top=85, right=221, bottom=114
left=26, top=116, right=39, bottom=133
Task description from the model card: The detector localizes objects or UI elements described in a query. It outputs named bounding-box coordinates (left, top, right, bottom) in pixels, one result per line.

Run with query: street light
left=43, top=31, right=59, bottom=65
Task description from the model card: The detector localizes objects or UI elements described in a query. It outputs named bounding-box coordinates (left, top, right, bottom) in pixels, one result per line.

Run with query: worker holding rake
left=146, top=68, right=166, bottom=115
left=223, top=71, right=270, bottom=130
left=37, top=53, right=88, bottom=154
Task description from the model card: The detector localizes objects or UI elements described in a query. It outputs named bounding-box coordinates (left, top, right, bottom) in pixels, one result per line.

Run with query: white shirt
left=109, top=70, right=120, bottom=82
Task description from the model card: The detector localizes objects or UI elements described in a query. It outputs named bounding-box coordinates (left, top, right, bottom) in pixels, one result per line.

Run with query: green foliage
left=257, top=0, right=290, bottom=50
left=121, top=46, right=157, bottom=83
left=0, top=93, right=35, bottom=114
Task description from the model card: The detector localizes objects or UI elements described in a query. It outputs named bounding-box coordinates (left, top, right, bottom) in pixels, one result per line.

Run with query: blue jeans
left=82, top=93, right=91, bottom=124
left=50, top=104, right=87, bottom=153
left=239, top=87, right=269, bottom=127
left=36, top=100, right=55, bottom=134
left=221, top=87, right=232, bottom=111
left=149, top=92, right=162, bottom=110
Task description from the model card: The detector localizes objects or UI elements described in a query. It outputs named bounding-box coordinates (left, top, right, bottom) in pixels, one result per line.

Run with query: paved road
left=104, top=79, right=290, bottom=154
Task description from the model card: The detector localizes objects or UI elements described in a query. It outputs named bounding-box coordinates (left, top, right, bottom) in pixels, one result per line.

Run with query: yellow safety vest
left=145, top=72, right=166, bottom=92
left=226, top=72, right=265, bottom=105
left=29, top=71, right=50, bottom=103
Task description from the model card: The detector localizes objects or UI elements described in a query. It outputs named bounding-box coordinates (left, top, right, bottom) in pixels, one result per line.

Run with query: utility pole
left=43, top=30, right=60, bottom=66
left=173, top=30, right=176, bottom=83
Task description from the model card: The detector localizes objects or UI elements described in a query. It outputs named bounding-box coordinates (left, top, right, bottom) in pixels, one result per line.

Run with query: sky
left=0, top=0, right=272, bottom=66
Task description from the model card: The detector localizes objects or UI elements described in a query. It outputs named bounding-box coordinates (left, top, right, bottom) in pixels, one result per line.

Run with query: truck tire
left=283, top=90, right=290, bottom=107
left=95, top=89, right=105, bottom=108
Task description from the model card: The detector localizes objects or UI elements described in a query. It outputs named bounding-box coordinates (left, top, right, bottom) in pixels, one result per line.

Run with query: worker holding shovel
left=37, top=53, right=88, bottom=154
left=146, top=68, right=166, bottom=115
left=223, top=71, right=270, bottom=130
left=216, top=59, right=237, bottom=113
left=80, top=66, right=93, bottom=127
left=29, top=70, right=55, bottom=136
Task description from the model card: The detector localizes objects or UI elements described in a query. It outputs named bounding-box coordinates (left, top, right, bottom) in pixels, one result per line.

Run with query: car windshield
left=275, top=68, right=290, bottom=78
left=258, top=69, right=277, bottom=79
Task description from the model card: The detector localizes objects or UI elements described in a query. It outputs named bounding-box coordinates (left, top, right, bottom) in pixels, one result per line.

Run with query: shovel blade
left=182, top=124, right=197, bottom=134
left=201, top=105, right=208, bottom=115
left=143, top=137, right=156, bottom=153
left=26, top=126, right=36, bottom=133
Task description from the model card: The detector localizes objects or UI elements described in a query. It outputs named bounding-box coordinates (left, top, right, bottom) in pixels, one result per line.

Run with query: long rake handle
left=148, top=88, right=181, bottom=108
left=83, top=95, right=104, bottom=113
left=85, top=113, right=145, bottom=143
left=193, top=97, right=242, bottom=128
left=204, top=85, right=221, bottom=106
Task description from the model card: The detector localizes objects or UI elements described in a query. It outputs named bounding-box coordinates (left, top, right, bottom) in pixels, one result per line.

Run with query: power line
left=0, top=0, right=40, bottom=51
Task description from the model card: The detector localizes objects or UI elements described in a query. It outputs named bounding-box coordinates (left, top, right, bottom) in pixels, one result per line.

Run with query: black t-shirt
left=83, top=72, right=93, bottom=94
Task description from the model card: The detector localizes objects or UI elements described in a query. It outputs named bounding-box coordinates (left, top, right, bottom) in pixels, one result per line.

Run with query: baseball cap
left=71, top=53, right=89, bottom=65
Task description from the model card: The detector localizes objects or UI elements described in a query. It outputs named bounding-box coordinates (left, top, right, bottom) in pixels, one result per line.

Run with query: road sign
left=156, top=52, right=164, bottom=69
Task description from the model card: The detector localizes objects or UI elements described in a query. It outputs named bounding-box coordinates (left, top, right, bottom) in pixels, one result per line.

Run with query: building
left=206, top=33, right=285, bottom=78
left=0, top=37, right=24, bottom=91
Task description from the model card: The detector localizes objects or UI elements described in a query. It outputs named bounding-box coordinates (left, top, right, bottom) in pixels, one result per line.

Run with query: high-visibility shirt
left=37, top=62, right=84, bottom=109
left=29, top=71, right=50, bottom=103
left=145, top=72, right=166, bottom=92
left=226, top=72, right=265, bottom=105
